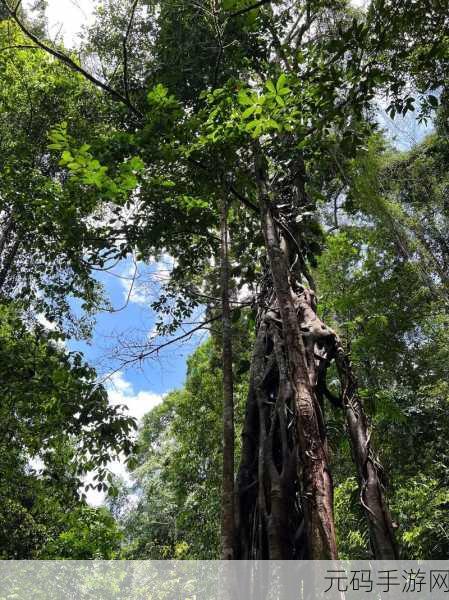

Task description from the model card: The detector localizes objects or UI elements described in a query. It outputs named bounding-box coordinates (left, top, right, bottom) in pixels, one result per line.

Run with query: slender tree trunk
left=0, top=213, right=14, bottom=258
left=334, top=347, right=398, bottom=559
left=220, top=194, right=235, bottom=559
left=0, top=237, right=20, bottom=292
left=295, top=284, right=398, bottom=558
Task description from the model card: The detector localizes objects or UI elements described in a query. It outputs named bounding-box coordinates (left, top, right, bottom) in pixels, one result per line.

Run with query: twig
left=12, top=0, right=21, bottom=15
left=97, top=314, right=222, bottom=386
left=0, top=44, right=38, bottom=52
left=123, top=0, right=139, bottom=106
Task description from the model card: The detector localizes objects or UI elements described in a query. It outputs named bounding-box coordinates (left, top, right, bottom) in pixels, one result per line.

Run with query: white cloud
left=47, top=0, right=96, bottom=46
left=107, top=371, right=164, bottom=421
left=120, top=262, right=149, bottom=306
left=84, top=372, right=165, bottom=506
left=36, top=312, right=57, bottom=330
left=120, top=254, right=176, bottom=306
left=84, top=454, right=131, bottom=507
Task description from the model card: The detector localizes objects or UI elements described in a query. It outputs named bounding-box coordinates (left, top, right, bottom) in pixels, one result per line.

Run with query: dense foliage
left=112, top=122, right=449, bottom=559
left=1, top=0, right=449, bottom=560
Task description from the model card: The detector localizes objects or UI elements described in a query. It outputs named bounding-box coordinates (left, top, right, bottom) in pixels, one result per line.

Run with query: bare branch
left=229, top=184, right=259, bottom=213
left=97, top=314, right=222, bottom=386
left=123, top=0, right=139, bottom=106
left=12, top=0, right=22, bottom=16
left=99, top=255, right=139, bottom=314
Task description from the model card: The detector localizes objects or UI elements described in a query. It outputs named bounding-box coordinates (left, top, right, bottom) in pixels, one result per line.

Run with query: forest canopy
left=0, top=0, right=449, bottom=561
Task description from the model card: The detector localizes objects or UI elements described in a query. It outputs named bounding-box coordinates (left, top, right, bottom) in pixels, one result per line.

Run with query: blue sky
left=69, top=254, right=206, bottom=503
left=73, top=256, right=194, bottom=400
left=23, top=1, right=202, bottom=407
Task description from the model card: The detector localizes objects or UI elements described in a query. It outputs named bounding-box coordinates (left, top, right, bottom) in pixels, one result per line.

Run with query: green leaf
left=265, top=80, right=276, bottom=94
left=245, top=119, right=259, bottom=130
left=237, top=90, right=252, bottom=106
left=60, top=150, right=73, bottom=164
left=241, top=106, right=256, bottom=119
left=274, top=95, right=285, bottom=107
left=427, top=94, right=438, bottom=108
left=276, top=73, right=288, bottom=93
left=128, top=156, right=145, bottom=171
left=266, top=118, right=280, bottom=131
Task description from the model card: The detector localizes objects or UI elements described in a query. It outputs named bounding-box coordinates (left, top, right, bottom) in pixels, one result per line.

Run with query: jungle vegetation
left=0, top=0, right=449, bottom=559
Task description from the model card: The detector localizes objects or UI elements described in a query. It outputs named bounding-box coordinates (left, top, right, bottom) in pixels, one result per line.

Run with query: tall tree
left=4, top=0, right=448, bottom=559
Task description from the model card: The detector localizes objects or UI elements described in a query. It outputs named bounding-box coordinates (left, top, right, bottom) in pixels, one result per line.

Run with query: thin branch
left=293, top=4, right=312, bottom=54
left=97, top=314, right=222, bottom=385
left=266, top=20, right=293, bottom=73
left=212, top=30, right=224, bottom=87
left=99, top=256, right=139, bottom=314
left=0, top=44, right=38, bottom=52
left=123, top=0, right=139, bottom=106
left=229, top=185, right=259, bottom=213
left=12, top=0, right=21, bottom=15
left=327, top=187, right=344, bottom=233
left=228, top=0, right=271, bottom=18
left=187, top=287, right=254, bottom=305
left=1, top=0, right=143, bottom=119
left=186, top=155, right=258, bottom=213
left=284, top=9, right=304, bottom=45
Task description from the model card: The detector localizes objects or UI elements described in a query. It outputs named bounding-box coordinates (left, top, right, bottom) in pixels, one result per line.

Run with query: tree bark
left=293, top=281, right=398, bottom=559
left=220, top=194, right=235, bottom=560
left=0, top=237, right=20, bottom=292
left=236, top=147, right=397, bottom=560
left=253, top=149, right=338, bottom=560
left=235, top=313, right=305, bottom=559
left=334, top=346, right=398, bottom=559
left=0, top=213, right=14, bottom=258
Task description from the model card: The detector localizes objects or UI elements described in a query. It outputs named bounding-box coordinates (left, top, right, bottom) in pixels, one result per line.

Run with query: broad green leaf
left=276, top=73, right=288, bottom=92
left=237, top=90, right=252, bottom=106
left=241, top=106, right=256, bottom=119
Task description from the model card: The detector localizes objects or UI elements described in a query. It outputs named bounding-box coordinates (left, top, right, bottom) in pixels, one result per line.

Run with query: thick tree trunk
left=236, top=314, right=305, bottom=559
left=236, top=148, right=397, bottom=560
left=220, top=195, right=235, bottom=560
left=252, top=150, right=337, bottom=560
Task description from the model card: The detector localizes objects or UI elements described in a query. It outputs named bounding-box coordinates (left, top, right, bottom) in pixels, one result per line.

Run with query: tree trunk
left=0, top=237, right=21, bottom=293
left=0, top=213, right=14, bottom=258
left=235, top=147, right=397, bottom=560
left=220, top=194, right=235, bottom=560
left=248, top=149, right=337, bottom=559
left=334, top=347, right=398, bottom=559
left=290, top=277, right=398, bottom=559
left=236, top=312, right=305, bottom=559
